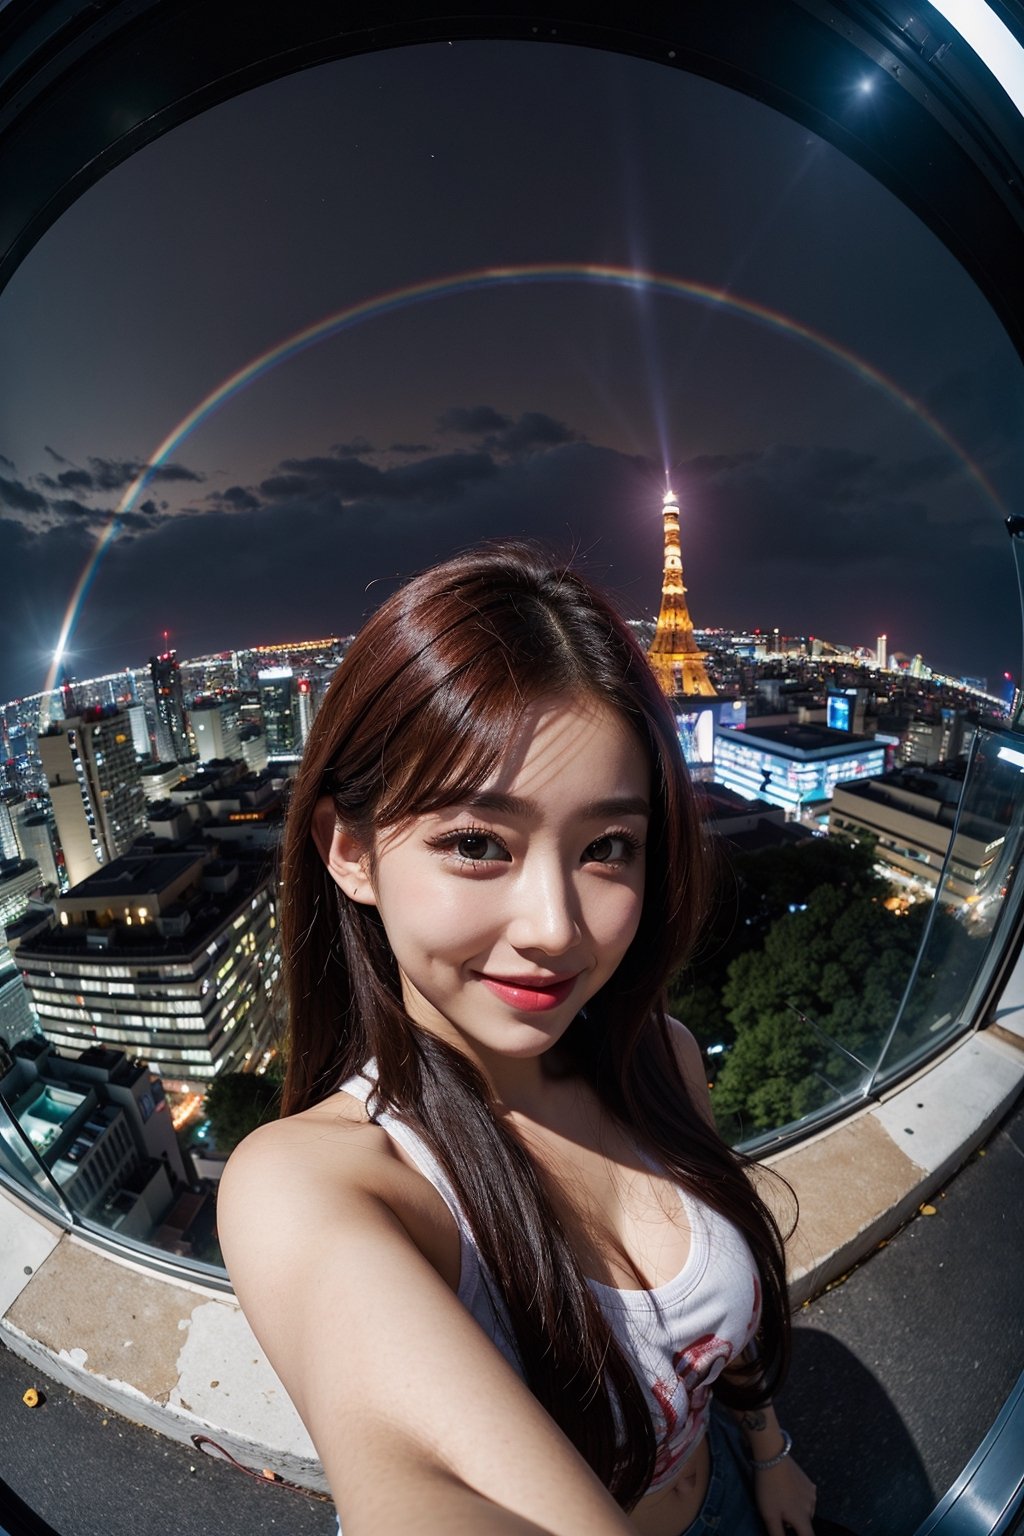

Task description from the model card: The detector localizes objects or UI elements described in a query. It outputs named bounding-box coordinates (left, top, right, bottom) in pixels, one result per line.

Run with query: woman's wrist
left=731, top=1404, right=790, bottom=1465
left=750, top=1428, right=793, bottom=1470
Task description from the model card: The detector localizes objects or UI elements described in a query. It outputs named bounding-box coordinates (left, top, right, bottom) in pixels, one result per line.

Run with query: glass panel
left=870, top=723, right=1024, bottom=1086
left=671, top=825, right=915, bottom=1147
left=0, top=1093, right=72, bottom=1217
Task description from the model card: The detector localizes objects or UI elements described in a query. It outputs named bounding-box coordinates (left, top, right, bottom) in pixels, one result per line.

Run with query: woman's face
left=350, top=693, right=651, bottom=1079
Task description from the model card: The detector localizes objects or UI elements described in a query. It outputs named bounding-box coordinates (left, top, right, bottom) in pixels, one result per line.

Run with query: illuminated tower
left=647, top=487, right=716, bottom=698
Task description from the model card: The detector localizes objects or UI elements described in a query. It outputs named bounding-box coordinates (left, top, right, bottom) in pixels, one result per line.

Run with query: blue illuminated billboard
left=827, top=694, right=852, bottom=732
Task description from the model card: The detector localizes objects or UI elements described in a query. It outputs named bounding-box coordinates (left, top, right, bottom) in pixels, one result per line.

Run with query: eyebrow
left=463, top=792, right=650, bottom=820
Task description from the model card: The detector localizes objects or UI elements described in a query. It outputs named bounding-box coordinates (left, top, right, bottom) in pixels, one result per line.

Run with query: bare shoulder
left=218, top=1090, right=388, bottom=1212
left=664, top=1014, right=715, bottom=1127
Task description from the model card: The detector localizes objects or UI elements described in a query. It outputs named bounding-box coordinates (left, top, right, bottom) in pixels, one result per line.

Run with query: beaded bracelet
left=751, top=1429, right=793, bottom=1470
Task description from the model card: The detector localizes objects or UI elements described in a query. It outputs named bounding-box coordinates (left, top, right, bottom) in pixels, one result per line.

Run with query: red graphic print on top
left=651, top=1332, right=733, bottom=1482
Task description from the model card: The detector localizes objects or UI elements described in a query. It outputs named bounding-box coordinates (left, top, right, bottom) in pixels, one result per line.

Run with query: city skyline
left=2, top=41, right=1022, bottom=702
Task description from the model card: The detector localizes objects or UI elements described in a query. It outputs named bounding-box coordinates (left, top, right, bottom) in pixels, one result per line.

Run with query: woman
left=218, top=542, right=818, bottom=1536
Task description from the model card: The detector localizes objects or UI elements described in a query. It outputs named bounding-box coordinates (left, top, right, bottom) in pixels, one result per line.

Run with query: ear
left=310, top=795, right=378, bottom=907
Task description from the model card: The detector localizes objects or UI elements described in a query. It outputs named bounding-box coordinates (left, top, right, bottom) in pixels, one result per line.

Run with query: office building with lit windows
left=713, top=720, right=886, bottom=816
left=17, top=847, right=280, bottom=1089
left=38, top=706, right=147, bottom=887
left=149, top=651, right=190, bottom=762
left=830, top=767, right=1006, bottom=905
left=256, top=667, right=300, bottom=759
left=189, top=695, right=242, bottom=762
left=0, top=928, right=38, bottom=1048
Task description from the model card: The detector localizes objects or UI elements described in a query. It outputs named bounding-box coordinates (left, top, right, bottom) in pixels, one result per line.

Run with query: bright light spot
left=928, top=0, right=1024, bottom=117
left=859, top=78, right=874, bottom=93
left=997, top=745, right=1024, bottom=771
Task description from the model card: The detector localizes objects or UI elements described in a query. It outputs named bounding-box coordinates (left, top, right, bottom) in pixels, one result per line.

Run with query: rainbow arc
left=42, top=262, right=1005, bottom=705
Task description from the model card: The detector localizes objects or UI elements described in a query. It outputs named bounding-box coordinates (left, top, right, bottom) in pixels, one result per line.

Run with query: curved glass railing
left=4, top=708, right=1023, bottom=1267
left=700, top=717, right=1024, bottom=1152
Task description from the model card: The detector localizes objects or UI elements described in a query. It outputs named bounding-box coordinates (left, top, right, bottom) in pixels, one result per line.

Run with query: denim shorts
left=675, top=1402, right=768, bottom=1536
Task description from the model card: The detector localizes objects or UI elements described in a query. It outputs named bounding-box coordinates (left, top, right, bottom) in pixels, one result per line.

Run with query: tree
left=710, top=885, right=931, bottom=1134
left=203, top=1069, right=282, bottom=1154
left=668, top=833, right=890, bottom=1052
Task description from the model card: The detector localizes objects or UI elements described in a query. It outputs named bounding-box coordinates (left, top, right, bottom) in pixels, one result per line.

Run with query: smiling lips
left=476, top=973, right=580, bottom=1012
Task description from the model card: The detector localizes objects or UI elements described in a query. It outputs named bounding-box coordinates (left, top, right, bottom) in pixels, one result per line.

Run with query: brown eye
left=583, top=834, right=640, bottom=864
left=457, top=833, right=493, bottom=860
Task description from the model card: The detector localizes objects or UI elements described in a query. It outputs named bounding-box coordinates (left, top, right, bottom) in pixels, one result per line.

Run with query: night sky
left=1, top=39, right=1022, bottom=703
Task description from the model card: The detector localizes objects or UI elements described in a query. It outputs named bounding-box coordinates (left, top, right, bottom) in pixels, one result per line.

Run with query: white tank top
left=337, top=1066, right=761, bottom=1495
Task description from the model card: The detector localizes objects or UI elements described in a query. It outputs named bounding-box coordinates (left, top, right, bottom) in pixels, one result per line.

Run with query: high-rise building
left=295, top=677, right=316, bottom=747
left=0, top=859, right=42, bottom=929
left=18, top=847, right=280, bottom=1089
left=876, top=634, right=889, bottom=670
left=0, top=798, right=21, bottom=862
left=125, top=702, right=154, bottom=759
left=189, top=696, right=242, bottom=763
left=257, top=668, right=300, bottom=759
left=149, top=651, right=190, bottom=762
left=11, top=807, right=59, bottom=889
left=0, top=928, right=39, bottom=1048
left=38, top=707, right=147, bottom=887
left=647, top=487, right=717, bottom=698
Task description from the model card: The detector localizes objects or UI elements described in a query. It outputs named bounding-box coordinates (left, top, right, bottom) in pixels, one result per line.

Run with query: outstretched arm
left=721, top=1358, right=817, bottom=1536
left=217, top=1119, right=635, bottom=1536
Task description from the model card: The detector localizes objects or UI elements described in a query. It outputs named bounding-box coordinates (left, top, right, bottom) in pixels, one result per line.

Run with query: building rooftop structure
left=831, top=768, right=1008, bottom=906
left=713, top=719, right=887, bottom=816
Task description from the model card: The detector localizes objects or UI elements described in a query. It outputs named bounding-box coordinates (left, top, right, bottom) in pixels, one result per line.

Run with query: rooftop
left=56, top=853, right=203, bottom=903
left=721, top=721, right=879, bottom=755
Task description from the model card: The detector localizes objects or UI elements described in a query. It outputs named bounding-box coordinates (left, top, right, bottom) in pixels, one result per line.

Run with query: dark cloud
left=1, top=427, right=1013, bottom=700
left=684, top=443, right=960, bottom=539
left=332, top=437, right=374, bottom=457
left=56, top=467, right=96, bottom=492
left=274, top=450, right=497, bottom=503
left=259, top=473, right=315, bottom=500
left=43, top=445, right=69, bottom=464
left=116, top=511, right=155, bottom=534
left=438, top=404, right=511, bottom=435
left=85, top=455, right=205, bottom=491
left=150, top=462, right=205, bottom=484
left=0, top=454, right=15, bottom=471
left=211, top=485, right=261, bottom=512
left=384, top=451, right=497, bottom=501
left=277, top=456, right=385, bottom=500
left=390, top=441, right=432, bottom=455
left=436, top=405, right=577, bottom=457
left=84, top=457, right=145, bottom=492
left=491, top=411, right=579, bottom=456
left=0, top=476, right=47, bottom=514
left=51, top=498, right=100, bottom=519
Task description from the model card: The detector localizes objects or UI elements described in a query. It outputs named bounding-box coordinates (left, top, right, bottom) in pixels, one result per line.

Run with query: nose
left=505, top=857, right=582, bottom=958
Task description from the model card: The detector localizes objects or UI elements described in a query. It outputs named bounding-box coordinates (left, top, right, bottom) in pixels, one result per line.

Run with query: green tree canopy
left=710, top=885, right=931, bottom=1134
left=203, top=1070, right=282, bottom=1154
left=669, top=832, right=889, bottom=1051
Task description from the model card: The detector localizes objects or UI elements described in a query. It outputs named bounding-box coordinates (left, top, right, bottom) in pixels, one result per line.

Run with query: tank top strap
left=336, top=1061, right=487, bottom=1312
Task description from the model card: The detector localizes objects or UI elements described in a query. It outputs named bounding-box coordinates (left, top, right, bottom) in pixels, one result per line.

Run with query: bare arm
left=217, top=1121, right=634, bottom=1536
left=665, top=1015, right=717, bottom=1129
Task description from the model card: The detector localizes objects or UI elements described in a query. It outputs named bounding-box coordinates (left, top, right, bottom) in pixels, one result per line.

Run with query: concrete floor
left=2, top=1087, right=1022, bottom=1536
